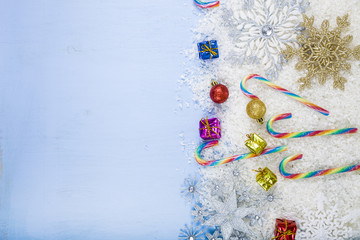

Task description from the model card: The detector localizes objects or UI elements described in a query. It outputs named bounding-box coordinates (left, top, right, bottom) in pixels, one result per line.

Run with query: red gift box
left=273, top=218, right=297, bottom=240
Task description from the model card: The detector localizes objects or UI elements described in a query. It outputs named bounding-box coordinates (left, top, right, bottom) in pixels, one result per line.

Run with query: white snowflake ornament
left=236, top=186, right=252, bottom=204
left=178, top=225, right=205, bottom=240
left=230, top=230, right=250, bottom=240
left=205, top=230, right=222, bottom=240
left=298, top=194, right=353, bottom=240
left=209, top=180, right=226, bottom=201
left=254, top=186, right=282, bottom=210
left=205, top=191, right=254, bottom=240
left=247, top=211, right=265, bottom=227
left=181, top=176, right=202, bottom=203
left=227, top=0, right=309, bottom=79
left=192, top=203, right=210, bottom=224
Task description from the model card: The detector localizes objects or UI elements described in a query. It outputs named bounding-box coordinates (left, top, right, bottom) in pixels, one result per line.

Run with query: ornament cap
left=256, top=117, right=265, bottom=124
left=211, top=80, right=219, bottom=86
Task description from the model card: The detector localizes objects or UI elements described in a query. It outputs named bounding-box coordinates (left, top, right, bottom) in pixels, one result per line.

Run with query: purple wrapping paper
left=199, top=117, right=221, bottom=140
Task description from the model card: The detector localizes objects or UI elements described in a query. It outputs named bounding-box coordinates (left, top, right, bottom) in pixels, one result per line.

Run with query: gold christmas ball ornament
left=246, top=99, right=266, bottom=124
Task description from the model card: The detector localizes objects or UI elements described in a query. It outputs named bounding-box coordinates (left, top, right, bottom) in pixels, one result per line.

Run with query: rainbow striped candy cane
left=240, top=74, right=329, bottom=116
left=267, top=113, right=358, bottom=138
left=195, top=140, right=287, bottom=166
left=194, top=0, right=220, bottom=8
left=279, top=154, right=360, bottom=179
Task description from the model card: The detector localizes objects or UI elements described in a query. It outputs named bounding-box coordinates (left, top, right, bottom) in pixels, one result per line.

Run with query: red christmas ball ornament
left=210, top=81, right=229, bottom=104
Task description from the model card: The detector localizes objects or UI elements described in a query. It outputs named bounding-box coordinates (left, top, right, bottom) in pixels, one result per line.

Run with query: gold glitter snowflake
left=283, top=14, right=360, bottom=90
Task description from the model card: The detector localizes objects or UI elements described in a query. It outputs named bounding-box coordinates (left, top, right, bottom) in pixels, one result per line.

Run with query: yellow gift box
left=255, top=167, right=277, bottom=191
left=245, top=133, right=267, bottom=155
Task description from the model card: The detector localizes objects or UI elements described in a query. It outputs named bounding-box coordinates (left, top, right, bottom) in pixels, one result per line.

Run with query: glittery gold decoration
left=246, top=99, right=266, bottom=124
left=211, top=80, right=218, bottom=86
left=282, top=14, right=360, bottom=90
left=245, top=133, right=267, bottom=155
left=254, top=167, right=277, bottom=191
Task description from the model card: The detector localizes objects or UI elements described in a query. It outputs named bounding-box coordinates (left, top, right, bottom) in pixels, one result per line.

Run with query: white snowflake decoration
left=178, top=224, right=205, bottom=240
left=205, top=230, right=222, bottom=240
left=227, top=0, right=308, bottom=79
left=254, top=186, right=282, bottom=210
left=230, top=230, right=250, bottom=240
left=183, top=0, right=360, bottom=239
left=247, top=211, right=265, bottom=227
left=205, top=191, right=254, bottom=240
left=208, top=179, right=226, bottom=201
left=297, top=194, right=352, bottom=240
left=181, top=176, right=202, bottom=203
left=192, top=203, right=211, bottom=224
left=236, top=186, right=252, bottom=204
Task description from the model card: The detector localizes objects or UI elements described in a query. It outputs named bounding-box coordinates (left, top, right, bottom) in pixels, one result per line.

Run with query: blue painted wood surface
left=0, top=0, right=200, bottom=239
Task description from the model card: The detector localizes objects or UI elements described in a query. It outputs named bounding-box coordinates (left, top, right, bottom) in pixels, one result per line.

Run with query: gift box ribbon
left=199, top=117, right=220, bottom=138
left=271, top=219, right=295, bottom=240
left=199, top=41, right=218, bottom=59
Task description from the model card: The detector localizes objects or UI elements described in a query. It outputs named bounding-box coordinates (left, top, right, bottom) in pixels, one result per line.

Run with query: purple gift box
left=199, top=117, right=221, bottom=140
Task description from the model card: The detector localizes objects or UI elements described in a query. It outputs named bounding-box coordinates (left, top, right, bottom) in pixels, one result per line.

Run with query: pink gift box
left=199, top=117, right=221, bottom=140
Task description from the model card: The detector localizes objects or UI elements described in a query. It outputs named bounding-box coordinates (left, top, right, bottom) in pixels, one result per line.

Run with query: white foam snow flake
left=205, top=191, right=254, bottom=240
left=297, top=194, right=352, bottom=240
left=228, top=0, right=308, bottom=79
left=179, top=0, right=360, bottom=238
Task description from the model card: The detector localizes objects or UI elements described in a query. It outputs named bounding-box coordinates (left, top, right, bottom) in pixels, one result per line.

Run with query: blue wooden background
left=0, top=0, right=200, bottom=239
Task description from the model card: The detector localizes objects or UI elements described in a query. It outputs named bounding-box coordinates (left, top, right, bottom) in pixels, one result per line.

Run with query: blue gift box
left=197, top=40, right=219, bottom=60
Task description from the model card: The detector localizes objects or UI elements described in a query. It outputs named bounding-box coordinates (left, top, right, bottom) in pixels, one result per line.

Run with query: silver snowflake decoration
left=230, top=230, right=250, bottom=240
left=236, top=186, right=252, bottom=204
left=297, top=193, right=352, bottom=240
left=181, top=176, right=202, bottom=203
left=243, top=0, right=254, bottom=10
left=179, top=225, right=205, bottom=240
left=206, top=230, right=222, bottom=240
left=254, top=186, right=282, bottom=209
left=228, top=0, right=309, bottom=79
left=221, top=162, right=244, bottom=190
left=192, top=203, right=210, bottom=224
left=208, top=180, right=226, bottom=201
left=205, top=191, right=254, bottom=240
left=257, top=230, right=273, bottom=240
left=247, top=211, right=265, bottom=227
left=232, top=168, right=241, bottom=178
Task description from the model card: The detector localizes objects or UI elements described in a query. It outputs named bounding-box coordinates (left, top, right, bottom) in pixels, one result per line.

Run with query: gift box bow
left=199, top=41, right=218, bottom=59
left=199, top=117, right=221, bottom=138
left=272, top=219, right=295, bottom=240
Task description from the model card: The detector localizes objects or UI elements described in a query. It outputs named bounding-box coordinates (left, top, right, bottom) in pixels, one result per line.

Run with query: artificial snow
left=180, top=0, right=360, bottom=239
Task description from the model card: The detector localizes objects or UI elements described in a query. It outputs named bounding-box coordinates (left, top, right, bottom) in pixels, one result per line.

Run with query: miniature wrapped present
left=197, top=40, right=219, bottom=60
left=272, top=219, right=297, bottom=240
left=245, top=133, right=267, bottom=155
left=199, top=117, right=221, bottom=140
left=255, top=167, right=277, bottom=191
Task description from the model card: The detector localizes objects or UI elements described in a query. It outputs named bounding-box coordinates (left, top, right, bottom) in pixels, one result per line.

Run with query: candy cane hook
left=279, top=154, right=360, bottom=179
left=194, top=0, right=220, bottom=8
left=195, top=140, right=287, bottom=166
left=240, top=74, right=329, bottom=116
left=267, top=113, right=357, bottom=138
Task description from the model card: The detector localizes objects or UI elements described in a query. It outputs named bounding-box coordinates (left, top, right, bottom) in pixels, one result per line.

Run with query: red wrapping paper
left=273, top=218, right=297, bottom=240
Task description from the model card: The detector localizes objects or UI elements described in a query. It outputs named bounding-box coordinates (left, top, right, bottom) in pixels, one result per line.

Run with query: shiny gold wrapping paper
left=256, top=167, right=277, bottom=191
left=245, top=133, right=267, bottom=155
